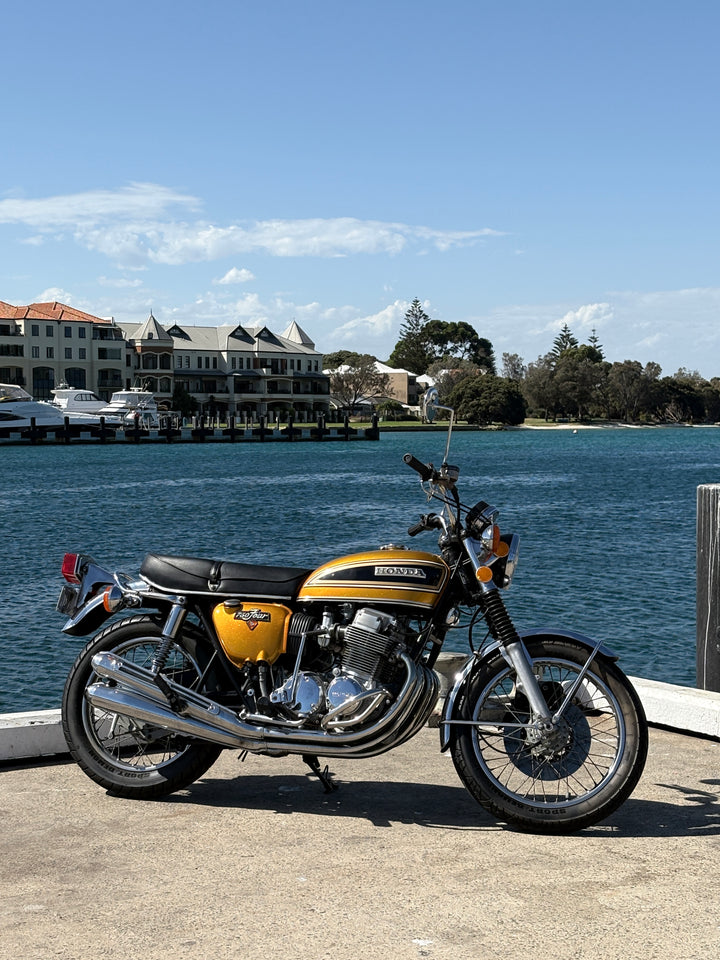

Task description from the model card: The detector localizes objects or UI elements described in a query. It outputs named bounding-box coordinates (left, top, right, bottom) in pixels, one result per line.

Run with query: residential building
left=0, top=299, right=330, bottom=418
left=374, top=361, right=421, bottom=407
left=117, top=316, right=329, bottom=419
left=0, top=300, right=128, bottom=399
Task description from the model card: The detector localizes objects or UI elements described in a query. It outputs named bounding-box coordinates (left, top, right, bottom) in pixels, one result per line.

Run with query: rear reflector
left=61, top=553, right=82, bottom=584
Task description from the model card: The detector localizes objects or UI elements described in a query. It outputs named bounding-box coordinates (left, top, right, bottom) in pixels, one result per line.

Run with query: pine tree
left=387, top=299, right=434, bottom=374
left=551, top=323, right=579, bottom=357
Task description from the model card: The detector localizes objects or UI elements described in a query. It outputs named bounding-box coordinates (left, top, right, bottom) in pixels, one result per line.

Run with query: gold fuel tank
left=212, top=601, right=292, bottom=666
left=297, top=550, right=450, bottom=610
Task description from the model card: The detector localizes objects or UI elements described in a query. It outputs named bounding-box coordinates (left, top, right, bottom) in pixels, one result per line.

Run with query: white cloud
left=329, top=300, right=411, bottom=345
left=557, top=302, right=613, bottom=332
left=214, top=267, right=255, bottom=285
left=98, top=276, right=144, bottom=288
left=36, top=286, right=76, bottom=304
left=0, top=183, right=199, bottom=227
left=0, top=183, right=501, bottom=268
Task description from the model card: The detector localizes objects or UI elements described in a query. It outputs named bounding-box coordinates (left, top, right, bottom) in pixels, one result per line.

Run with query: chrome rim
left=470, top=657, right=626, bottom=808
left=82, top=638, right=202, bottom=772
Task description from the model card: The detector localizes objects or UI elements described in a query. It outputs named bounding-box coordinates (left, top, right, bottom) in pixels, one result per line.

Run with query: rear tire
left=450, top=639, right=648, bottom=832
left=62, top=615, right=223, bottom=799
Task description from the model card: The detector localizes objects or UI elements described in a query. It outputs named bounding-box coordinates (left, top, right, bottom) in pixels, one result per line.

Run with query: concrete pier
left=1, top=724, right=719, bottom=960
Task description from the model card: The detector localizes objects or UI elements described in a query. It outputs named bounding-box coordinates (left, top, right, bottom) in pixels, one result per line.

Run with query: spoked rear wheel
left=62, top=615, right=223, bottom=798
left=450, top=639, right=648, bottom=832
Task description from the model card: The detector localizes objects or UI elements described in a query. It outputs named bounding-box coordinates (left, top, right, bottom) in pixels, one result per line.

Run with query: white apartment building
left=0, top=300, right=330, bottom=419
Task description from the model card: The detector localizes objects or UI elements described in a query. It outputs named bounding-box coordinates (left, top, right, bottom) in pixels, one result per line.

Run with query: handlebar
left=407, top=513, right=443, bottom=537
left=402, top=453, right=434, bottom=482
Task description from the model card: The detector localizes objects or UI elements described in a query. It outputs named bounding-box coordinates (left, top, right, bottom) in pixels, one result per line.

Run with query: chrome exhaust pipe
left=85, top=683, right=251, bottom=749
left=88, top=650, right=439, bottom=759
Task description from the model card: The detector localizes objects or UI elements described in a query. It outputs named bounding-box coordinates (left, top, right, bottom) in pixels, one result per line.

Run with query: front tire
left=62, top=615, right=223, bottom=799
left=450, top=639, right=648, bottom=832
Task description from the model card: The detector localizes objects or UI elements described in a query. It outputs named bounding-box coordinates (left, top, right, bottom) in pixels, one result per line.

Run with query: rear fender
left=61, top=590, right=115, bottom=637
left=439, top=628, right=618, bottom=751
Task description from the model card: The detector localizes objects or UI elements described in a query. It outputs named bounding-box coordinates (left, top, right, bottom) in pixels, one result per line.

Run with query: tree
left=587, top=328, right=605, bottom=359
left=323, top=350, right=360, bottom=369
left=426, top=358, right=482, bottom=401
left=424, top=320, right=496, bottom=373
left=448, top=375, right=526, bottom=425
left=523, top=354, right=557, bottom=420
left=327, top=353, right=390, bottom=410
left=607, top=361, right=644, bottom=421
left=552, top=323, right=579, bottom=357
left=387, top=299, right=435, bottom=374
left=501, top=353, right=526, bottom=381
left=172, top=384, right=198, bottom=418
left=553, top=345, right=609, bottom=419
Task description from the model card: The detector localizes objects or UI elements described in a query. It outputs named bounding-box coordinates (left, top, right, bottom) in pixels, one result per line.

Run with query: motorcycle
left=57, top=390, right=648, bottom=832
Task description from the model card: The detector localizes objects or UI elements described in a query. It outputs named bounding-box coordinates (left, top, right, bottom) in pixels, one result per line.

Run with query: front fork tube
left=478, top=586, right=553, bottom=723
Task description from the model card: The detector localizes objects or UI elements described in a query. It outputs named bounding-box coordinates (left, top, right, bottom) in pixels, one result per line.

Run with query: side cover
left=298, top=550, right=450, bottom=610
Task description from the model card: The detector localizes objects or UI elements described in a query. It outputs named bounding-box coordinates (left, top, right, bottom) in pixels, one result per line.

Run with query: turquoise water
left=2, top=426, right=719, bottom=712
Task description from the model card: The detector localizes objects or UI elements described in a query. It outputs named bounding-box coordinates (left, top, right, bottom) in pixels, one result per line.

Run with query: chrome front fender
left=439, top=628, right=618, bottom=751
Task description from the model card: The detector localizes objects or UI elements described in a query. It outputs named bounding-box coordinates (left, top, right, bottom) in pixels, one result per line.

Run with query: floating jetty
left=0, top=414, right=379, bottom=445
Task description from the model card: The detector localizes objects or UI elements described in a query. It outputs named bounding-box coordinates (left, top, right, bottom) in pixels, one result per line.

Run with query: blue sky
left=2, top=0, right=719, bottom=376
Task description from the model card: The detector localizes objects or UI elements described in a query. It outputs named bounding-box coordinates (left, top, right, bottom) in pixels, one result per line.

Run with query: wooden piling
left=697, top=484, right=720, bottom=691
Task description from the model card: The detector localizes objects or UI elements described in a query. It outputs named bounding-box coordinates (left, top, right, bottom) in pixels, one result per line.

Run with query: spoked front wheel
left=450, top=639, right=648, bottom=832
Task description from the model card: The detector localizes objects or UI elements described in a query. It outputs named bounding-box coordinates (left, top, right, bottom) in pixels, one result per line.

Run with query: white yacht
left=0, top=383, right=109, bottom=430
left=50, top=383, right=108, bottom=415
left=99, top=387, right=160, bottom=427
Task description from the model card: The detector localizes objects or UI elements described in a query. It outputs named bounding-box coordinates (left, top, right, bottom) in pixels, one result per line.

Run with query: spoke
left=84, top=637, right=200, bottom=773
left=470, top=656, right=625, bottom=807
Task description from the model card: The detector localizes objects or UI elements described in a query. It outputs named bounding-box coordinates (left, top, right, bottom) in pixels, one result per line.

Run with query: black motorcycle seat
left=140, top=553, right=312, bottom=601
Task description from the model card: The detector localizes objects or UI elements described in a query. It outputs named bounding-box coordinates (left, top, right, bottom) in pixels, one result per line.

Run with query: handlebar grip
left=407, top=520, right=426, bottom=537
left=403, top=453, right=434, bottom=482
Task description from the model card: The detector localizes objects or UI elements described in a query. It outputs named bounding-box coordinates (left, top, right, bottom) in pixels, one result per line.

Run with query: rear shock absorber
left=150, top=603, right=189, bottom=713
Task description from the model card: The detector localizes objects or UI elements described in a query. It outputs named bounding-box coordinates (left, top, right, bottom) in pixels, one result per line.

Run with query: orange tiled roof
left=0, top=300, right=112, bottom=324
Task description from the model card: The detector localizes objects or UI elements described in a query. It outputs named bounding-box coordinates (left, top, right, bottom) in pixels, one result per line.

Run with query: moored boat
left=0, top=383, right=114, bottom=431
left=99, top=387, right=160, bottom=427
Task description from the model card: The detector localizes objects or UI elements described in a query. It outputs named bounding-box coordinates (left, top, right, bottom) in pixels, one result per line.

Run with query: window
left=176, top=355, right=183, bottom=368
left=231, top=357, right=236, bottom=370
left=78, top=328, right=86, bottom=339
left=79, top=348, right=86, bottom=360
left=290, top=359, right=295, bottom=370
left=64, top=326, right=72, bottom=338
left=46, top=325, right=54, bottom=337
left=31, top=324, right=39, bottom=336
left=212, top=357, right=217, bottom=369
left=98, top=348, right=121, bottom=360
left=65, top=348, right=72, bottom=359
left=185, top=356, right=190, bottom=368
left=32, top=346, right=40, bottom=359
left=46, top=347, right=55, bottom=358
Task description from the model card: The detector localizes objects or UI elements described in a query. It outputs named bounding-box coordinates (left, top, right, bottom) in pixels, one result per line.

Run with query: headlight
left=465, top=500, right=499, bottom=541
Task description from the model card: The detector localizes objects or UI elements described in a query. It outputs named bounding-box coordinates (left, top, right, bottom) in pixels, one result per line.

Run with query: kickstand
left=302, top=755, right=338, bottom=793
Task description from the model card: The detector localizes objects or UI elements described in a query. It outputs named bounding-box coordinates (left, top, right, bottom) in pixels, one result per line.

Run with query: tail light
left=61, top=553, right=83, bottom=584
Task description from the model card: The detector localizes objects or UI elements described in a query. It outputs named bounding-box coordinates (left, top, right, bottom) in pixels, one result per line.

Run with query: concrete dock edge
left=2, top=668, right=719, bottom=763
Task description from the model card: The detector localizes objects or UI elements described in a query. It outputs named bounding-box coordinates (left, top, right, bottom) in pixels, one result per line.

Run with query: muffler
left=87, top=650, right=439, bottom=758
